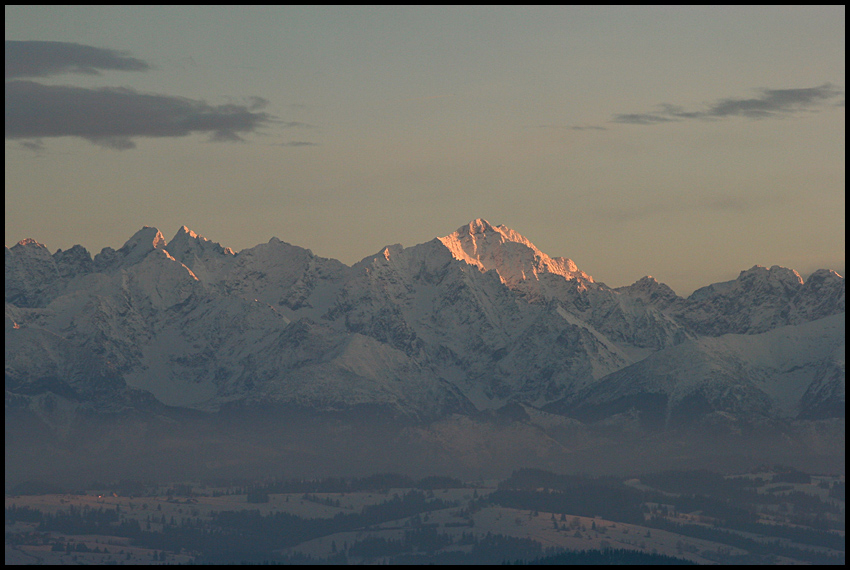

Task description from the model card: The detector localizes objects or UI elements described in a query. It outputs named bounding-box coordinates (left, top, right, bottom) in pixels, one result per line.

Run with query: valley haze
left=5, top=219, right=845, bottom=487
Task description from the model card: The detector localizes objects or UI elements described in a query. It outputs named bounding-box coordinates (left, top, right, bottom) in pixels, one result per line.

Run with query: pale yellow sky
left=5, top=6, right=845, bottom=295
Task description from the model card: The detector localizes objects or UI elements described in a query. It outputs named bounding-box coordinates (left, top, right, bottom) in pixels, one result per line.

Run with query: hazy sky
left=5, top=6, right=845, bottom=295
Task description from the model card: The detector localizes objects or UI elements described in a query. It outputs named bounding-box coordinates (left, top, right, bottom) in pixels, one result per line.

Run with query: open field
left=6, top=470, right=845, bottom=565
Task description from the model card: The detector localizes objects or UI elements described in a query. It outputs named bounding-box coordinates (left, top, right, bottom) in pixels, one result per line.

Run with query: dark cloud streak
left=706, top=84, right=840, bottom=118
left=528, top=124, right=608, bottom=131
left=612, top=83, right=842, bottom=125
left=5, top=40, right=151, bottom=79
left=610, top=113, right=678, bottom=125
left=567, top=125, right=608, bottom=131
left=5, top=81, right=274, bottom=149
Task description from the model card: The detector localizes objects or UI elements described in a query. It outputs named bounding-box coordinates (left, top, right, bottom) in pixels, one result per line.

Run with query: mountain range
left=5, top=219, right=845, bottom=483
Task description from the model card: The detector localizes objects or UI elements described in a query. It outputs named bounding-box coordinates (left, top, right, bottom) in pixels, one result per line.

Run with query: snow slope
left=556, top=313, right=845, bottom=426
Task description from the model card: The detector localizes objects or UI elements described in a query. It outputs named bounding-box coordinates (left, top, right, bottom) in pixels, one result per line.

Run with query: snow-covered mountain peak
left=167, top=226, right=235, bottom=261
left=615, top=276, right=680, bottom=307
left=12, top=238, right=48, bottom=251
left=805, top=268, right=844, bottom=285
left=689, top=264, right=804, bottom=303
left=120, top=226, right=167, bottom=254
left=679, top=263, right=843, bottom=336
left=379, top=244, right=404, bottom=260
left=458, top=218, right=501, bottom=236
left=175, top=225, right=198, bottom=239
left=169, top=225, right=203, bottom=249
left=437, top=219, right=591, bottom=290
left=52, top=244, right=93, bottom=280
left=6, top=238, right=60, bottom=308
left=7, top=239, right=52, bottom=264
left=89, top=226, right=168, bottom=271
left=812, top=268, right=843, bottom=278
left=797, top=268, right=845, bottom=318
left=738, top=264, right=803, bottom=288
left=447, top=219, right=538, bottom=252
